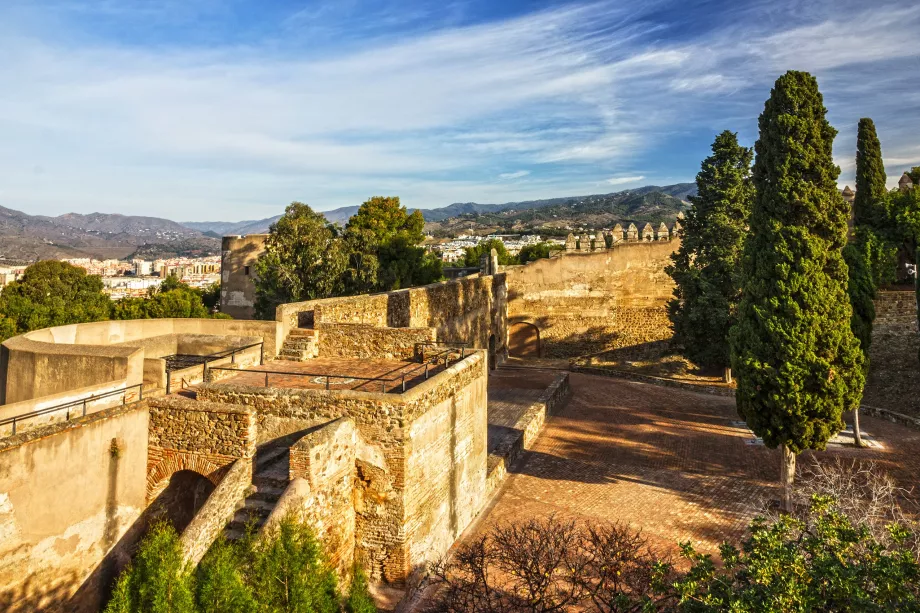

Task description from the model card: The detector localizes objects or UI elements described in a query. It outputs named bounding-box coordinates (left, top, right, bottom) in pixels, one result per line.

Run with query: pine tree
left=730, top=71, right=865, bottom=511
left=666, top=131, right=754, bottom=378
left=854, top=118, right=887, bottom=227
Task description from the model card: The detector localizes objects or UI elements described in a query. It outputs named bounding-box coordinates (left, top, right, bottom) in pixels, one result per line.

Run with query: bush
left=105, top=514, right=376, bottom=613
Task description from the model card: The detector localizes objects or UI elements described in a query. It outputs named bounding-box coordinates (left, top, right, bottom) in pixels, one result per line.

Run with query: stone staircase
left=277, top=328, right=319, bottom=362
left=224, top=442, right=290, bottom=541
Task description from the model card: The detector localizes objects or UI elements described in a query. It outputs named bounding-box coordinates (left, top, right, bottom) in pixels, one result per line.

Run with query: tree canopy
left=854, top=118, right=888, bottom=228
left=462, top=239, right=516, bottom=267
left=0, top=261, right=111, bottom=341
left=667, top=130, right=754, bottom=371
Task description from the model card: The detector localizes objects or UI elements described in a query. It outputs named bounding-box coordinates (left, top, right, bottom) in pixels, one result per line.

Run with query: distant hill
left=180, top=183, right=697, bottom=237
left=0, top=205, right=220, bottom=263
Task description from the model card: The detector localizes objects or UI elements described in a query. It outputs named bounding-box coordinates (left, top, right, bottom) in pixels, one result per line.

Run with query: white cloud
left=606, top=175, right=645, bottom=186
left=499, top=170, right=530, bottom=180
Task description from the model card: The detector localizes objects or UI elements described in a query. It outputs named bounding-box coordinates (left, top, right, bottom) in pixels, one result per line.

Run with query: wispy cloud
left=0, top=0, right=917, bottom=219
left=606, top=176, right=646, bottom=186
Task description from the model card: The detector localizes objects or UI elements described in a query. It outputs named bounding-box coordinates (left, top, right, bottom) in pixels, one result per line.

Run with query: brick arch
left=508, top=321, right=541, bottom=358
left=146, top=451, right=226, bottom=501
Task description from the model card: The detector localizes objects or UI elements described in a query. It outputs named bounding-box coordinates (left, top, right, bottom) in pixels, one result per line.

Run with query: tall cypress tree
left=666, top=131, right=753, bottom=379
left=854, top=118, right=887, bottom=227
left=730, top=71, right=865, bottom=511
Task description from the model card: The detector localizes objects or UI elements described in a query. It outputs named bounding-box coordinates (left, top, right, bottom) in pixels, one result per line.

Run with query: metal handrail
left=0, top=383, right=144, bottom=435
left=208, top=345, right=471, bottom=393
left=166, top=341, right=264, bottom=394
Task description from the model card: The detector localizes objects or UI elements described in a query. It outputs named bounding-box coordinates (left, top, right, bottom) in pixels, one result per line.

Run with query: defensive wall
left=220, top=234, right=268, bottom=320
left=505, top=239, right=678, bottom=357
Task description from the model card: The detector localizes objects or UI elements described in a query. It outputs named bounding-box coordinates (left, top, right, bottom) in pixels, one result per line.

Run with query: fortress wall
left=0, top=402, right=149, bottom=613
left=505, top=241, right=677, bottom=357
left=1, top=319, right=282, bottom=405
left=197, top=352, right=489, bottom=583
left=317, top=323, right=436, bottom=360
left=276, top=274, right=507, bottom=359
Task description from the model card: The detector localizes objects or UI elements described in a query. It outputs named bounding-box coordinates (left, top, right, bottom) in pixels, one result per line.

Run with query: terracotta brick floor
left=469, top=371, right=920, bottom=557
left=213, top=357, right=451, bottom=393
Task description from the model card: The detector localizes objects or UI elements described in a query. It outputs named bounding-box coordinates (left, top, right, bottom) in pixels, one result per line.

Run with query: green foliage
left=200, top=282, right=221, bottom=311
left=253, top=202, right=349, bottom=318
left=674, top=496, right=920, bottom=612
left=0, top=260, right=111, bottom=341
left=892, top=184, right=920, bottom=254
left=346, top=196, right=441, bottom=291
left=666, top=130, right=754, bottom=370
left=909, top=166, right=920, bottom=185
left=462, top=239, right=516, bottom=267
left=106, top=514, right=376, bottom=613
left=854, top=118, right=888, bottom=228
left=843, top=243, right=876, bottom=363
left=517, top=242, right=555, bottom=264
left=112, top=279, right=214, bottom=320
left=730, top=71, right=864, bottom=453
left=855, top=226, right=898, bottom=289
left=345, top=565, right=377, bottom=613
left=104, top=521, right=196, bottom=613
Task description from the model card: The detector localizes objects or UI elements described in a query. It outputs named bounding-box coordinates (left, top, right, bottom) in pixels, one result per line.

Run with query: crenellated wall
left=505, top=240, right=678, bottom=357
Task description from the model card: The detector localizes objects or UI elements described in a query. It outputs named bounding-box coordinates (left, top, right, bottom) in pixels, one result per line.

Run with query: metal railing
left=166, top=341, right=264, bottom=395
left=208, top=344, right=472, bottom=394
left=0, top=383, right=145, bottom=436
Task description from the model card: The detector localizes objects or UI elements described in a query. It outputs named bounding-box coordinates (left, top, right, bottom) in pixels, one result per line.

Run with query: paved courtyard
left=471, top=370, right=920, bottom=557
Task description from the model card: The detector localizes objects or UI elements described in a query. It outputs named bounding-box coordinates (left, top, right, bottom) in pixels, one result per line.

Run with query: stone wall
left=505, top=241, right=677, bottom=357
left=275, top=274, right=507, bottom=361
left=179, top=458, right=253, bottom=565
left=863, top=290, right=920, bottom=417
left=197, top=351, right=489, bottom=583
left=220, top=234, right=268, bottom=319
left=317, top=323, right=436, bottom=360
left=0, top=402, right=149, bottom=613
left=146, top=397, right=256, bottom=500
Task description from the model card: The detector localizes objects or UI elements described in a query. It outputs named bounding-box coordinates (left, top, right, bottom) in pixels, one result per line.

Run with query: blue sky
left=1, top=0, right=918, bottom=221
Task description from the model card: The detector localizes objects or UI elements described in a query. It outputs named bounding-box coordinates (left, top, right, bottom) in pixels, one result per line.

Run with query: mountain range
left=0, top=183, right=695, bottom=263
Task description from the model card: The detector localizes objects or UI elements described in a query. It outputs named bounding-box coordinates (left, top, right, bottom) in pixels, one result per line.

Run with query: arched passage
left=148, top=470, right=215, bottom=533
left=488, top=334, right=497, bottom=370
left=508, top=321, right=541, bottom=358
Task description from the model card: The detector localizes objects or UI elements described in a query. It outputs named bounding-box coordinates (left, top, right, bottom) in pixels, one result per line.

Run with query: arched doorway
left=148, top=470, right=215, bottom=532
left=508, top=322, right=541, bottom=358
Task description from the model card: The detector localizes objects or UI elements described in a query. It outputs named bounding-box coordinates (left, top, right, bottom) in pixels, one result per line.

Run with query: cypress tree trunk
left=781, top=445, right=796, bottom=513
left=723, top=367, right=732, bottom=384
left=853, top=408, right=864, bottom=447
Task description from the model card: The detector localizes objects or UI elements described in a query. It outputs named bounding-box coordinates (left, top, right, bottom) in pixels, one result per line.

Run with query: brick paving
left=213, top=357, right=450, bottom=393
left=470, top=371, right=920, bottom=557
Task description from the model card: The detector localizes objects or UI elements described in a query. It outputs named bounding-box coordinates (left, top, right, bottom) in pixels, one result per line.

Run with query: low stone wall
left=179, top=458, right=253, bottom=565
left=317, top=323, right=436, bottom=360
left=569, top=364, right=737, bottom=397
left=505, top=242, right=677, bottom=358
left=147, top=397, right=256, bottom=499
left=0, top=402, right=149, bottom=613
left=486, top=372, right=571, bottom=493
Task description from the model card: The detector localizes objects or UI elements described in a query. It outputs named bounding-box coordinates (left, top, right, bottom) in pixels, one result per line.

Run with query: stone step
left=275, top=355, right=308, bottom=362
left=250, top=482, right=285, bottom=503
left=287, top=328, right=316, bottom=337
left=282, top=340, right=316, bottom=351
left=279, top=348, right=311, bottom=358
left=255, top=446, right=288, bottom=471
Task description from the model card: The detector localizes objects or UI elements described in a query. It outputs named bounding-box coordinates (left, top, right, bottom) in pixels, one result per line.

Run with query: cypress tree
left=730, top=71, right=865, bottom=511
left=854, top=118, right=887, bottom=227
left=666, top=131, right=753, bottom=379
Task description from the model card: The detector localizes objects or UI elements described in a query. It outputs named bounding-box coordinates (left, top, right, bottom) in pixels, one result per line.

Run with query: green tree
left=854, top=118, right=888, bottom=228
left=253, top=202, right=348, bottom=319
left=666, top=131, right=754, bottom=378
left=0, top=260, right=111, bottom=342
left=194, top=537, right=255, bottom=613
left=518, top=242, right=556, bottom=264
left=345, top=565, right=377, bottom=613
left=462, top=239, right=516, bottom=267
left=843, top=243, right=876, bottom=446
left=675, top=496, right=920, bottom=612
left=104, top=521, right=196, bottom=613
left=730, top=71, right=865, bottom=511
left=345, top=196, right=441, bottom=290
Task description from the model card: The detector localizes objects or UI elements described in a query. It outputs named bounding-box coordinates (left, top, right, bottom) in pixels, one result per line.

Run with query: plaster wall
left=0, top=403, right=149, bottom=613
